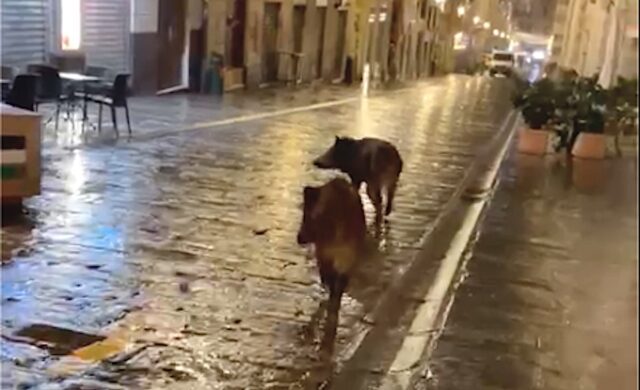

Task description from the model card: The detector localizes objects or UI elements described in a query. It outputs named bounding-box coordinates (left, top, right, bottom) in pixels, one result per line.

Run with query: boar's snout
left=312, top=155, right=332, bottom=169
left=297, top=231, right=309, bottom=245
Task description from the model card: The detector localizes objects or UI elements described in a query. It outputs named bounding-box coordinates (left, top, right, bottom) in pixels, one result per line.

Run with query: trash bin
left=203, top=52, right=224, bottom=95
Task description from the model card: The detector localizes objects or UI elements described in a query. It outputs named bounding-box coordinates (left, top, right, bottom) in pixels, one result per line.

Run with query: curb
left=380, top=111, right=519, bottom=390
left=330, top=110, right=520, bottom=390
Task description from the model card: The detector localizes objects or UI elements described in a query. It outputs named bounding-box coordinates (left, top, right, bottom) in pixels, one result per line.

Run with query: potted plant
left=570, top=75, right=609, bottom=159
left=605, top=77, right=638, bottom=156
left=549, top=74, right=578, bottom=152
left=513, top=77, right=556, bottom=155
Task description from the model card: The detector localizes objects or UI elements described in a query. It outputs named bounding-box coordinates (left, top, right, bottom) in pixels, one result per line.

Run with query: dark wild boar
left=313, top=136, right=403, bottom=224
left=297, top=177, right=366, bottom=354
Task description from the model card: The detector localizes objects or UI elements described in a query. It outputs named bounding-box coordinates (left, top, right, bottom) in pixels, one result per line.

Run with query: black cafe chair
left=83, top=66, right=112, bottom=95
left=27, top=64, right=70, bottom=129
left=87, top=73, right=131, bottom=136
left=5, top=74, right=38, bottom=111
left=1, top=65, right=17, bottom=100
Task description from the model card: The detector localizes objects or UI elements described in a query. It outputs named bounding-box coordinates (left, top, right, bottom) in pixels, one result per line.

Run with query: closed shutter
left=1, top=0, right=49, bottom=67
left=83, top=0, right=130, bottom=72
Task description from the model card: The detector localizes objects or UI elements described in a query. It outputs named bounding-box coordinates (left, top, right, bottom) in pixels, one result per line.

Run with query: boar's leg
left=318, top=257, right=333, bottom=289
left=349, top=175, right=363, bottom=192
left=385, top=178, right=398, bottom=216
left=322, top=274, right=348, bottom=357
left=303, top=299, right=327, bottom=342
left=366, top=182, right=383, bottom=225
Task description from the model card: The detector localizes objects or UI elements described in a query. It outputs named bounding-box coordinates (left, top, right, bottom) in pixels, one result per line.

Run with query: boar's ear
left=303, top=186, right=320, bottom=206
left=334, top=136, right=341, bottom=144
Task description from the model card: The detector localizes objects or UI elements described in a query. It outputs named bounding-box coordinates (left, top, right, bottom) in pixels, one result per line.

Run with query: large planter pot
left=517, top=128, right=550, bottom=155
left=571, top=132, right=606, bottom=159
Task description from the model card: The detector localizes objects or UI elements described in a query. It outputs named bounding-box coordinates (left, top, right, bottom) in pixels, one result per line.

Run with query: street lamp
left=457, top=5, right=465, bottom=17
left=483, top=21, right=490, bottom=29
left=500, top=32, right=506, bottom=38
left=493, top=29, right=499, bottom=36
left=473, top=16, right=481, bottom=25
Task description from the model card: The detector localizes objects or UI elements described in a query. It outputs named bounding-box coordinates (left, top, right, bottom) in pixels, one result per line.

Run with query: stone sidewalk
left=421, top=145, right=638, bottom=389
left=38, top=82, right=418, bottom=153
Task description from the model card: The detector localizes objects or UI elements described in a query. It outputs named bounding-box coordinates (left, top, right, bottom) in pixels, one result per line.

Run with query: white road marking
left=380, top=113, right=518, bottom=390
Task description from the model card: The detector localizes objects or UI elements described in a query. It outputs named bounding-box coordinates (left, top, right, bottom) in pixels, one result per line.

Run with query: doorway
left=293, top=5, right=305, bottom=54
left=333, top=10, right=347, bottom=79
left=230, top=0, right=246, bottom=68
left=316, top=7, right=326, bottom=78
left=158, top=0, right=186, bottom=91
left=262, top=2, right=281, bottom=83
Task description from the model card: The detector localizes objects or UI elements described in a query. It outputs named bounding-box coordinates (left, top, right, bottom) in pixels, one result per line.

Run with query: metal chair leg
left=98, top=103, right=103, bottom=133
left=110, top=105, right=119, bottom=136
left=54, top=103, right=60, bottom=131
left=124, top=103, right=132, bottom=135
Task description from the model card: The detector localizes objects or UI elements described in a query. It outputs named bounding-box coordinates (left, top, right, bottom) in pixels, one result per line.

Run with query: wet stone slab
left=1, top=76, right=513, bottom=388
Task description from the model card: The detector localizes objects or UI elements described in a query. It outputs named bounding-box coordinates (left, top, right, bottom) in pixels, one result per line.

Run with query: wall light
left=457, top=6, right=466, bottom=17
left=483, top=21, right=491, bottom=29
left=473, top=16, right=481, bottom=24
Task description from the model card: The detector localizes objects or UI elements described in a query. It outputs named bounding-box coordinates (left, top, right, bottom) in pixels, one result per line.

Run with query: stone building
left=551, top=0, right=638, bottom=82
left=0, top=0, right=461, bottom=94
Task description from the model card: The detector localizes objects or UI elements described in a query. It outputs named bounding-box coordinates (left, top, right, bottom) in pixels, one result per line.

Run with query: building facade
left=1, top=0, right=466, bottom=94
left=551, top=0, right=638, bottom=82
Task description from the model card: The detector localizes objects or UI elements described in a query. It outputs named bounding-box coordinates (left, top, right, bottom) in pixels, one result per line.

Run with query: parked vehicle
left=488, top=51, right=515, bottom=77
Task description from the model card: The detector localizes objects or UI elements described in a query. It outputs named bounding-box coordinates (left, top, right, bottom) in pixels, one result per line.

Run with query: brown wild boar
left=297, top=177, right=367, bottom=353
left=313, top=136, right=403, bottom=224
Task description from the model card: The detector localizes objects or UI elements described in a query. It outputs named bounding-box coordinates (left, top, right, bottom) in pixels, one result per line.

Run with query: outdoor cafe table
left=59, top=72, right=102, bottom=129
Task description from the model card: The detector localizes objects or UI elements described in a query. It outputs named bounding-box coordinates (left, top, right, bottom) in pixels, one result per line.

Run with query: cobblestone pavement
left=420, top=151, right=638, bottom=389
left=2, top=75, right=512, bottom=389
left=38, top=84, right=364, bottom=151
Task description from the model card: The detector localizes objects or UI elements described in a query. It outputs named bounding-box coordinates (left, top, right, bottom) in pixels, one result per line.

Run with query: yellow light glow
left=483, top=22, right=491, bottom=29
left=61, top=0, right=81, bottom=50
left=473, top=16, right=481, bottom=24
left=457, top=6, right=465, bottom=17
left=454, top=32, right=468, bottom=50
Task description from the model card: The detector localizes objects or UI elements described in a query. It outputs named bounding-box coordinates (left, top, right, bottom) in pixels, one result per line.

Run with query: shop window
left=61, top=0, right=81, bottom=50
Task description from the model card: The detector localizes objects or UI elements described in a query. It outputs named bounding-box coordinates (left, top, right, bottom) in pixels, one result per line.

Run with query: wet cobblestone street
left=1, top=76, right=512, bottom=389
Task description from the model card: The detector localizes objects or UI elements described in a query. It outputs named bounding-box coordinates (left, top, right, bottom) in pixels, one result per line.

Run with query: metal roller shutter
left=83, top=0, right=130, bottom=72
left=1, top=0, right=49, bottom=68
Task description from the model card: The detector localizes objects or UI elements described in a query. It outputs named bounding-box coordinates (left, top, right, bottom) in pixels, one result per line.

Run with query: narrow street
left=1, top=76, right=513, bottom=389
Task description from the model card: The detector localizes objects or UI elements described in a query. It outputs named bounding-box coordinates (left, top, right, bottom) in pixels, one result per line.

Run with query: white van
left=488, top=51, right=515, bottom=76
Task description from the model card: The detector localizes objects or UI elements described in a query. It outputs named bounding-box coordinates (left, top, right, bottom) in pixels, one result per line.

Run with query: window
left=493, top=53, right=514, bottom=62
left=60, top=0, right=81, bottom=50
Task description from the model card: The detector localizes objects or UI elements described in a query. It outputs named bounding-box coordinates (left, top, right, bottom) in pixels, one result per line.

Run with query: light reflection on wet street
left=2, top=76, right=512, bottom=388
